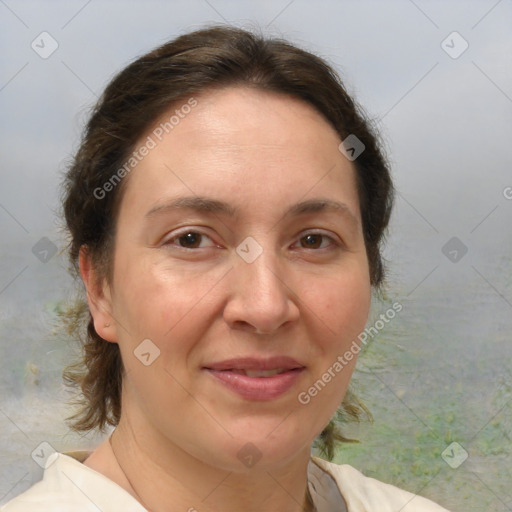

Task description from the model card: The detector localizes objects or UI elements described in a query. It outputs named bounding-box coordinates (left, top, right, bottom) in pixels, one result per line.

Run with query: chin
left=190, top=417, right=317, bottom=473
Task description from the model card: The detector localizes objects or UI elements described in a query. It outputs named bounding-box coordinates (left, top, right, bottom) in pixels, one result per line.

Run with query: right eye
left=163, top=230, right=216, bottom=250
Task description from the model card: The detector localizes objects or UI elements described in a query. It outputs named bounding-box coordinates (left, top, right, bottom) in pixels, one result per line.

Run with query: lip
left=205, top=356, right=304, bottom=372
left=203, top=356, right=305, bottom=401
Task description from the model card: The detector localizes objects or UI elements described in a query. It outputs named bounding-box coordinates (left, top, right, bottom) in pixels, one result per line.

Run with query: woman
left=1, top=25, right=450, bottom=512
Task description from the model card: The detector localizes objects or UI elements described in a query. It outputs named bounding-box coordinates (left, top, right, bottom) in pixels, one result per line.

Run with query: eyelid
left=293, top=229, right=342, bottom=249
left=162, top=227, right=217, bottom=249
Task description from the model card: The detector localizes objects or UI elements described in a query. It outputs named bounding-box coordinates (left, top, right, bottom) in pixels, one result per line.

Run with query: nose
left=223, top=247, right=300, bottom=335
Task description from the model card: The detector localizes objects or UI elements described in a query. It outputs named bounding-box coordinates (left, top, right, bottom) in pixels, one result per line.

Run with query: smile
left=203, top=356, right=305, bottom=401
left=228, top=368, right=287, bottom=377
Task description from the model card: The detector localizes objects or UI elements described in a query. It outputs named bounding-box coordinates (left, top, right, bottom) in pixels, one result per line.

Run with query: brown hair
left=61, top=24, right=393, bottom=459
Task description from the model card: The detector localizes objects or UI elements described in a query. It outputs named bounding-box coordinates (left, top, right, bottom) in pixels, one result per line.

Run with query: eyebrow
left=145, top=196, right=237, bottom=218
left=145, top=196, right=359, bottom=227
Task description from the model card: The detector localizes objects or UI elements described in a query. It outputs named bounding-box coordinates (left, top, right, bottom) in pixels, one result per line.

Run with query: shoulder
left=0, top=453, right=145, bottom=512
left=311, top=457, right=451, bottom=512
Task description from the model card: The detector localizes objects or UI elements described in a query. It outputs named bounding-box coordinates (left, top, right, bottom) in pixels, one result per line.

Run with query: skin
left=80, top=86, right=372, bottom=512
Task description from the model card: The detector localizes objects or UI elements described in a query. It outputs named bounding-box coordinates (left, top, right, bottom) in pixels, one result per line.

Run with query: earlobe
left=78, top=246, right=118, bottom=343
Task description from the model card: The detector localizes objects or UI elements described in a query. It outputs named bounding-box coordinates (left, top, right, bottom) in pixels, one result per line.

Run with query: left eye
left=297, top=233, right=335, bottom=249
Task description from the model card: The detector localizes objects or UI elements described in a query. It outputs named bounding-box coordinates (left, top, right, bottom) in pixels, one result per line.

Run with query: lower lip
left=204, top=368, right=304, bottom=401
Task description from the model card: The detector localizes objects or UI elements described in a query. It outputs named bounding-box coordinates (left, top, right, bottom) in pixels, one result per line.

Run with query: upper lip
left=204, top=356, right=304, bottom=371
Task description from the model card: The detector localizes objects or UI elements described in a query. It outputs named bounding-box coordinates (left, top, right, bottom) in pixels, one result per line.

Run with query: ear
left=79, top=245, right=118, bottom=343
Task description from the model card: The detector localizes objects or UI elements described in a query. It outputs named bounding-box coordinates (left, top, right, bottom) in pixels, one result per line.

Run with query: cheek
left=112, top=254, right=208, bottom=333
left=307, top=268, right=371, bottom=345
left=110, top=256, right=226, bottom=385
left=297, top=271, right=370, bottom=428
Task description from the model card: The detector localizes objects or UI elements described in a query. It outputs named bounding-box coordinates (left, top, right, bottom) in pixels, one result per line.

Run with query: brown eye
left=301, top=234, right=323, bottom=248
left=177, top=232, right=203, bottom=248
left=163, top=228, right=218, bottom=251
left=299, top=233, right=334, bottom=249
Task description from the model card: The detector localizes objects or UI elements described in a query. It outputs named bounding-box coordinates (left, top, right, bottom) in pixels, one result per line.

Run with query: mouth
left=226, top=368, right=289, bottom=377
left=203, top=357, right=305, bottom=400
left=204, top=356, right=304, bottom=372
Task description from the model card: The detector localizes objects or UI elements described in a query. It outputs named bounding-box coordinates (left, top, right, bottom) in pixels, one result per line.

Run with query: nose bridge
left=224, top=235, right=298, bottom=333
left=237, top=238, right=285, bottom=301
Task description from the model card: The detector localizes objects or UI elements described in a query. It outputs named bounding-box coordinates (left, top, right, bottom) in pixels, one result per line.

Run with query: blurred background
left=1, top=1, right=511, bottom=510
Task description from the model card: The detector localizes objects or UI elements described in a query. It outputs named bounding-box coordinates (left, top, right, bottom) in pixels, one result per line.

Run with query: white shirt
left=1, top=452, right=450, bottom=511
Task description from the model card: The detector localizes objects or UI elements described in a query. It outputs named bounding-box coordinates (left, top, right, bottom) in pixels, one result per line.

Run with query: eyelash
left=163, top=229, right=340, bottom=251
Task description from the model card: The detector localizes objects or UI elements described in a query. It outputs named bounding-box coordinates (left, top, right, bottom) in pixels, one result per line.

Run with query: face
left=91, top=86, right=371, bottom=471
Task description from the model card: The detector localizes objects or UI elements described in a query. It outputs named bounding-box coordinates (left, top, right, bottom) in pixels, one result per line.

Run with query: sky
left=2, top=0, right=511, bottom=339
left=1, top=0, right=511, bottom=247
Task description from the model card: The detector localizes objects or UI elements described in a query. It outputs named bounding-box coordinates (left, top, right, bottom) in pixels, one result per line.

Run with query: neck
left=104, top=416, right=314, bottom=512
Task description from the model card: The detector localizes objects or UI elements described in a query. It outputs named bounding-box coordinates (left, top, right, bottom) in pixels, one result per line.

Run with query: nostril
left=231, top=321, right=270, bottom=335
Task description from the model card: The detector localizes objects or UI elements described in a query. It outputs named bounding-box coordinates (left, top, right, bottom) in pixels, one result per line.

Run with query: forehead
left=144, top=85, right=343, bottom=165
left=118, top=86, right=360, bottom=222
